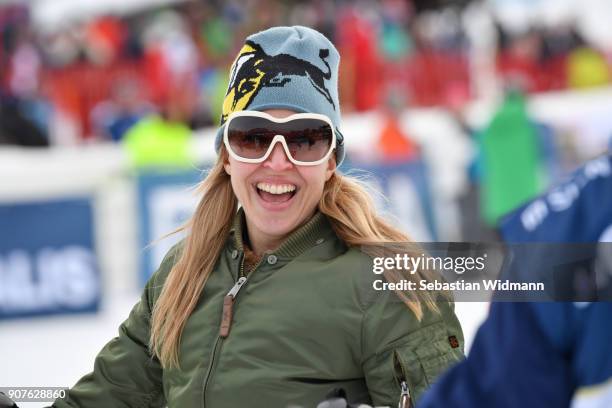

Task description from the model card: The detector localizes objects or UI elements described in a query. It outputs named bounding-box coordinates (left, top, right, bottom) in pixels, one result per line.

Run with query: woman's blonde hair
left=150, top=148, right=440, bottom=368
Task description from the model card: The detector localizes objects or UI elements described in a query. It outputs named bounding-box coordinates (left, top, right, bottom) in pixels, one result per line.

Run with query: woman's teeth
left=256, top=183, right=296, bottom=195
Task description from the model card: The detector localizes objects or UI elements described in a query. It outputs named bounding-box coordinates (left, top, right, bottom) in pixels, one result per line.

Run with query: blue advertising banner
left=0, top=198, right=100, bottom=319
left=341, top=159, right=438, bottom=241
left=136, top=169, right=203, bottom=286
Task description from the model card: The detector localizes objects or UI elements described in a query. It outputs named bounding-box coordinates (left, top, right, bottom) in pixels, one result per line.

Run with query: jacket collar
left=231, top=207, right=332, bottom=258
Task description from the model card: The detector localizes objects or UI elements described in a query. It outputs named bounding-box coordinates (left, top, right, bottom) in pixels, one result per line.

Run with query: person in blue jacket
left=418, top=152, right=612, bottom=408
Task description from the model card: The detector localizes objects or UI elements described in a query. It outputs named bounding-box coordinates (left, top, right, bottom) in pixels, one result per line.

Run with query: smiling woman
left=49, top=26, right=464, bottom=408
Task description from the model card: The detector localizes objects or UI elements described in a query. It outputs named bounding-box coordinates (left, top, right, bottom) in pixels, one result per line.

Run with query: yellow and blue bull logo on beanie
left=215, top=25, right=345, bottom=164
left=221, top=41, right=335, bottom=120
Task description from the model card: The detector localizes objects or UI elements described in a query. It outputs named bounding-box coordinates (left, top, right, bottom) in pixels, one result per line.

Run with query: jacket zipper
left=393, top=350, right=414, bottom=408
left=220, top=277, right=247, bottom=337
left=202, top=336, right=222, bottom=408
left=398, top=380, right=412, bottom=408
left=240, top=252, right=265, bottom=278
left=202, top=263, right=249, bottom=407
left=203, top=248, right=269, bottom=408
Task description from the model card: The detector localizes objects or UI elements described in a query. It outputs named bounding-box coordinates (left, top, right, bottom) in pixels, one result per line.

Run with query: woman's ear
left=223, top=154, right=231, bottom=175
left=325, top=155, right=336, bottom=181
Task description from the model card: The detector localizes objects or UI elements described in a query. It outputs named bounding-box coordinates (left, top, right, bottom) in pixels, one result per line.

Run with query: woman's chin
left=253, top=216, right=299, bottom=238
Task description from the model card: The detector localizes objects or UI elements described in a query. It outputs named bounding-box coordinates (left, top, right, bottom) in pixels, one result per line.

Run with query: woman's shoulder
left=313, top=227, right=374, bottom=268
left=144, top=240, right=186, bottom=306
left=334, top=244, right=376, bottom=267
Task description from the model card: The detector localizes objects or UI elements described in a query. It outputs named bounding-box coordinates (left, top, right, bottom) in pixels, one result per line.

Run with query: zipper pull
left=220, top=277, right=247, bottom=338
left=227, top=277, right=247, bottom=298
left=398, top=381, right=412, bottom=408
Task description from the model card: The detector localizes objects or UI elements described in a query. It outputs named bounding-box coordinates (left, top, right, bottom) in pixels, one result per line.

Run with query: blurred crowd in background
left=1, top=0, right=612, bottom=244
left=1, top=0, right=611, bottom=147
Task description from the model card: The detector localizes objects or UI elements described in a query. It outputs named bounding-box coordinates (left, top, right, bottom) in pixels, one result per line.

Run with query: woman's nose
left=263, top=142, right=293, bottom=171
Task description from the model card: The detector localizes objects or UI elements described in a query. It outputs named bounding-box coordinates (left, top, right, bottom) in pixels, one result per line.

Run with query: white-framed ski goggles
left=223, top=110, right=336, bottom=166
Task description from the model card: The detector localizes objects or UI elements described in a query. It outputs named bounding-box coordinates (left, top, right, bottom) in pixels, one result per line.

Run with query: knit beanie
left=214, top=25, right=345, bottom=165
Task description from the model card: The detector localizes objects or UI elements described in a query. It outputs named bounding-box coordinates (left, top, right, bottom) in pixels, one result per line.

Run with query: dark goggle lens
left=227, top=116, right=333, bottom=162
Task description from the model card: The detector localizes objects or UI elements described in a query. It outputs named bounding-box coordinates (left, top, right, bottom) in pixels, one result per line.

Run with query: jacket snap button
left=231, top=249, right=238, bottom=259
left=267, top=254, right=278, bottom=265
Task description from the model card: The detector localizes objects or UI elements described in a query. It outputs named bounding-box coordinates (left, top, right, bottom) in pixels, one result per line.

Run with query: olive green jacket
left=52, top=209, right=464, bottom=408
